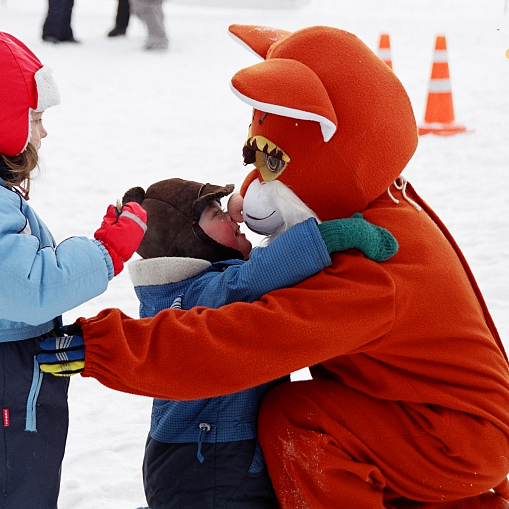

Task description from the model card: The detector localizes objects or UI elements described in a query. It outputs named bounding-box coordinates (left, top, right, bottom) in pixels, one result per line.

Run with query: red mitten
left=94, top=202, right=147, bottom=276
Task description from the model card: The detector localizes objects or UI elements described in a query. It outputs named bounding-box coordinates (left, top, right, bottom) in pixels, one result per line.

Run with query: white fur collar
left=128, top=257, right=212, bottom=287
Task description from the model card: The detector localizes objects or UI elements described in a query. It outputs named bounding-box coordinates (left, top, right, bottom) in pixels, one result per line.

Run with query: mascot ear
left=228, top=24, right=291, bottom=60
left=230, top=58, right=337, bottom=142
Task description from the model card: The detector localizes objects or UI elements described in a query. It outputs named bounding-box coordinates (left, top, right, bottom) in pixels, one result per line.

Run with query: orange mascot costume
left=225, top=25, right=509, bottom=509
left=49, top=26, right=509, bottom=509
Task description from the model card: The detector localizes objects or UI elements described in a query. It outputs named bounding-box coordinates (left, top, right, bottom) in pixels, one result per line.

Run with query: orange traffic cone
left=377, top=33, right=392, bottom=69
left=418, top=35, right=467, bottom=136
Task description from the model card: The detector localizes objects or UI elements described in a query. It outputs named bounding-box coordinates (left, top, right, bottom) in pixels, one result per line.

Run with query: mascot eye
left=242, top=135, right=290, bottom=182
left=264, top=154, right=286, bottom=174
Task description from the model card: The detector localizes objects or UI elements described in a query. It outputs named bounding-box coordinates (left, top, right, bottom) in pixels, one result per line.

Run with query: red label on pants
left=3, top=409, right=10, bottom=427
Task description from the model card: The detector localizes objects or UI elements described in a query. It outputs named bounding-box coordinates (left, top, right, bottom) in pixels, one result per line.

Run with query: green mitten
left=317, top=213, right=398, bottom=262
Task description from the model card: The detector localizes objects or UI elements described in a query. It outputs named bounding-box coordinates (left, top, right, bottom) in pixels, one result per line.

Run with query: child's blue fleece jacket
left=130, top=217, right=330, bottom=457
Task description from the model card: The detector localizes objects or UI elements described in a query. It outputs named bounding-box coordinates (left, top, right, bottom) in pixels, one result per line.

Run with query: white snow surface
left=1, top=0, right=509, bottom=507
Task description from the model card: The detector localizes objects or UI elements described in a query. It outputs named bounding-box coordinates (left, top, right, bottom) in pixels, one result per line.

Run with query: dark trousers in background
left=115, top=0, right=131, bottom=32
left=42, top=0, right=75, bottom=41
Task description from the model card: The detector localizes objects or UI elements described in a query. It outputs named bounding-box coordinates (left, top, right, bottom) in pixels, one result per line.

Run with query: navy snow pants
left=0, top=334, right=69, bottom=509
left=143, top=435, right=278, bottom=509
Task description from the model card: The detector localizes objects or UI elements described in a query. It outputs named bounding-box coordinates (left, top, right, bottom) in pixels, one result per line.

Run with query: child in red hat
left=0, top=31, right=147, bottom=508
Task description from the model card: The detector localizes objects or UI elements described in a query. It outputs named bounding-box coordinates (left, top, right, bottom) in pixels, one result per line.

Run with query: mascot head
left=229, top=25, right=418, bottom=234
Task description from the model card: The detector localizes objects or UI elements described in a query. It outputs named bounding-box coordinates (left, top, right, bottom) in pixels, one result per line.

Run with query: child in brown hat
left=122, top=177, right=398, bottom=509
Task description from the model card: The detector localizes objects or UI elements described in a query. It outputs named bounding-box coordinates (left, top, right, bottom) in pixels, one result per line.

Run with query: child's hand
left=94, top=202, right=147, bottom=275
left=37, top=325, right=85, bottom=376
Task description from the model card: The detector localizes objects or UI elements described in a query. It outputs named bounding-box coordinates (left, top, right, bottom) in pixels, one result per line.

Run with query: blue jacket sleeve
left=187, top=217, right=331, bottom=309
left=0, top=188, right=113, bottom=325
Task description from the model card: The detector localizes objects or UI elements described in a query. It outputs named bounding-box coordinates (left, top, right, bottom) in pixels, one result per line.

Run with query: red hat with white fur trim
left=0, top=32, right=60, bottom=157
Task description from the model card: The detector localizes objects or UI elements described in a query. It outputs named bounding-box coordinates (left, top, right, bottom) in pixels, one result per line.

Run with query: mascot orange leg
left=258, top=379, right=509, bottom=509
left=398, top=492, right=509, bottom=509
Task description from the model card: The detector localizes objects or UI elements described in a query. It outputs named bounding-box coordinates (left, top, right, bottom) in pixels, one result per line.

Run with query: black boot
left=108, top=0, right=130, bottom=37
left=107, top=26, right=127, bottom=37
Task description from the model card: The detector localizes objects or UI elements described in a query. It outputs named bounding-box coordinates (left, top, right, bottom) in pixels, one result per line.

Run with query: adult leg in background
left=42, top=0, right=76, bottom=42
left=130, top=0, right=168, bottom=50
left=108, top=0, right=131, bottom=37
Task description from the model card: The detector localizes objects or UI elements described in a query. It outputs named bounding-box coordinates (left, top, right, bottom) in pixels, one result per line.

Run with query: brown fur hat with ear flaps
left=122, top=178, right=244, bottom=263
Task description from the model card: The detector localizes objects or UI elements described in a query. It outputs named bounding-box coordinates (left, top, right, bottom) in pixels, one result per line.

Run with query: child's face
left=29, top=111, right=47, bottom=150
left=198, top=200, right=252, bottom=260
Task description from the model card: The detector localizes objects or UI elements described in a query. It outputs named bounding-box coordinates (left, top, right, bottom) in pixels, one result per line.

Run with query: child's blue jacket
left=129, top=217, right=330, bottom=460
left=0, top=180, right=114, bottom=342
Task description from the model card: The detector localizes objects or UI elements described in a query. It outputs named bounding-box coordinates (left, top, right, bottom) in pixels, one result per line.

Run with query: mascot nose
left=243, top=179, right=284, bottom=236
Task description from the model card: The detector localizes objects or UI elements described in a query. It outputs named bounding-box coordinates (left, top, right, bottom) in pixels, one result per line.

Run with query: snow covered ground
left=1, top=0, right=508, bottom=507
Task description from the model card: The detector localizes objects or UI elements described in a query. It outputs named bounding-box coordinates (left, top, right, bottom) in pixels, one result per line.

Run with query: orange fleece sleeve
left=79, top=256, right=396, bottom=400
